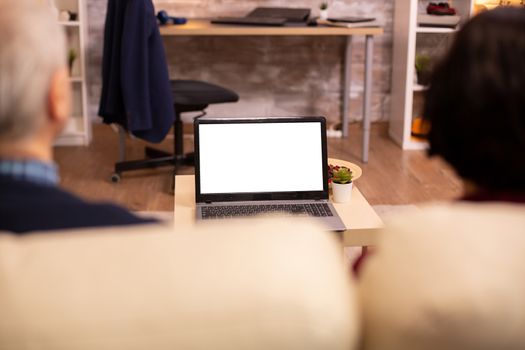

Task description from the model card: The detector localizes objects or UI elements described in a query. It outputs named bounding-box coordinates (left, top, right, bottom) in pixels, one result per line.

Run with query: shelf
left=390, top=0, right=474, bottom=153
left=54, top=134, right=87, bottom=146
left=59, top=21, right=80, bottom=27
left=416, top=26, right=457, bottom=34
left=406, top=137, right=429, bottom=150
left=68, top=76, right=84, bottom=82
left=62, top=115, right=85, bottom=134
left=54, top=0, right=90, bottom=147
left=55, top=115, right=88, bottom=146
left=413, top=84, right=429, bottom=92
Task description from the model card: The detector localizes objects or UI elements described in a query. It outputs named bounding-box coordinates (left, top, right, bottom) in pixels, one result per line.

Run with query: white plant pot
left=332, top=182, right=353, bottom=203
left=320, top=9, right=329, bottom=20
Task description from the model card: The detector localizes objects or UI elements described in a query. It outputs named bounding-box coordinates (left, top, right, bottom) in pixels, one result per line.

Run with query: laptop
left=193, top=116, right=346, bottom=231
left=247, top=7, right=311, bottom=22
left=211, top=7, right=311, bottom=27
left=210, top=16, right=287, bottom=27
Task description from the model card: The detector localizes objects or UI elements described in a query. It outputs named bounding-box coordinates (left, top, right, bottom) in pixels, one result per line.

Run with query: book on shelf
left=417, top=14, right=461, bottom=28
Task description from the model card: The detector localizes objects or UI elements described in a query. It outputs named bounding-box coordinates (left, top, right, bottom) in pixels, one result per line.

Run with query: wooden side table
left=174, top=164, right=383, bottom=247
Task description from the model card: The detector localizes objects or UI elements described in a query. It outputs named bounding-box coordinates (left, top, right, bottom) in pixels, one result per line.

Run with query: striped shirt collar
left=0, top=159, right=59, bottom=186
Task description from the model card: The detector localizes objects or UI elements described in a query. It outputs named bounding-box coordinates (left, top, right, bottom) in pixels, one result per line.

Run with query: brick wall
left=86, top=0, right=394, bottom=127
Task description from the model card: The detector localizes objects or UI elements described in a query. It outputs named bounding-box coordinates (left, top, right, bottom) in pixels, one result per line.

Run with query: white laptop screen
left=197, top=121, right=324, bottom=194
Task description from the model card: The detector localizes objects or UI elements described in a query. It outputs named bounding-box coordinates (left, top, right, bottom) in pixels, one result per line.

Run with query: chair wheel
left=110, top=173, right=121, bottom=183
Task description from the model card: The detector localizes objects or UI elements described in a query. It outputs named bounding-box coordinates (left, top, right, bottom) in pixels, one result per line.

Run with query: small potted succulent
left=319, top=2, right=329, bottom=20
left=331, top=166, right=353, bottom=203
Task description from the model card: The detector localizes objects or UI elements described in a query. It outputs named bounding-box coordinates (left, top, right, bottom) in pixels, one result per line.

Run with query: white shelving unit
left=389, top=0, right=474, bottom=150
left=54, top=0, right=91, bottom=146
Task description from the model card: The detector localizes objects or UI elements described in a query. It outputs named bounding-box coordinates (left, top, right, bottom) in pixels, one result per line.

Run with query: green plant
left=320, top=2, right=328, bottom=10
left=415, top=54, right=432, bottom=85
left=68, top=48, right=77, bottom=73
left=415, top=54, right=431, bottom=74
left=332, top=167, right=353, bottom=184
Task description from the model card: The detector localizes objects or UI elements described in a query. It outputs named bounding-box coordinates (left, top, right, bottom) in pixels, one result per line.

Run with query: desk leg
left=362, top=35, right=374, bottom=163
left=117, top=125, right=126, bottom=162
left=342, top=36, right=353, bottom=138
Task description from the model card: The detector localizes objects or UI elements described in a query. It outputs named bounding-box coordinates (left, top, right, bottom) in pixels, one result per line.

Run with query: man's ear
left=47, top=67, right=71, bottom=131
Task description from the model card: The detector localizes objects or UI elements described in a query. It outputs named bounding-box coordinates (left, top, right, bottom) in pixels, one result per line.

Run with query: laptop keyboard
left=201, top=203, right=333, bottom=220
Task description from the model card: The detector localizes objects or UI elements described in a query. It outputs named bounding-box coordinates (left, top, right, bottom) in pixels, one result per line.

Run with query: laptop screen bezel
left=194, top=117, right=329, bottom=203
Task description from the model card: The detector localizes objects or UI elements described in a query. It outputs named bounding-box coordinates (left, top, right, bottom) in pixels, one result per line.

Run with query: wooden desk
left=173, top=175, right=383, bottom=247
left=160, top=20, right=383, bottom=163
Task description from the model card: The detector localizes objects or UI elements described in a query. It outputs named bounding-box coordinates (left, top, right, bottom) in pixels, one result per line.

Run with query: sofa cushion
left=0, top=218, right=357, bottom=350
left=358, top=203, right=525, bottom=350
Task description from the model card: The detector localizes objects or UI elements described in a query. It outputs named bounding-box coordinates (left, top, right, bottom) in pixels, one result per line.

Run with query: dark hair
left=424, top=7, right=525, bottom=192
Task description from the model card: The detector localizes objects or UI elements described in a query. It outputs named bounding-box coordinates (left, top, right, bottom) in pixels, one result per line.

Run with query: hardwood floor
left=54, top=123, right=463, bottom=212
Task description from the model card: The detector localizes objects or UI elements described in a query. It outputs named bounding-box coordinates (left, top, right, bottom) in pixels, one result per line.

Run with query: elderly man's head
left=0, top=0, right=70, bottom=151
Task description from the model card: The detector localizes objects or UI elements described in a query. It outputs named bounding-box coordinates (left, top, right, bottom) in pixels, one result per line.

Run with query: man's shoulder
left=0, top=176, right=114, bottom=209
left=0, top=176, right=156, bottom=233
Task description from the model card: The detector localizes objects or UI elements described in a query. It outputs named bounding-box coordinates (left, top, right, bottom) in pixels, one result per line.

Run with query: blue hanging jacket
left=99, top=0, right=175, bottom=143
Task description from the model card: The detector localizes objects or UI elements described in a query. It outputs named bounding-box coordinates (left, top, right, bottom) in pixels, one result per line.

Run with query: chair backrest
left=358, top=203, right=525, bottom=350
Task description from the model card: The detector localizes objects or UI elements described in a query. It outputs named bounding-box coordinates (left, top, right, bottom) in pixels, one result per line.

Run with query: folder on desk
left=317, top=18, right=380, bottom=28
left=328, top=16, right=376, bottom=23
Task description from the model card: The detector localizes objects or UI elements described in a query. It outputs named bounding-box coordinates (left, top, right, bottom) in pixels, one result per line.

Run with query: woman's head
left=424, top=7, right=525, bottom=192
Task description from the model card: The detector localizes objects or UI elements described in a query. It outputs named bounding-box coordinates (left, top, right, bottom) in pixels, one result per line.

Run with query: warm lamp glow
left=475, top=0, right=523, bottom=9
left=473, top=0, right=524, bottom=14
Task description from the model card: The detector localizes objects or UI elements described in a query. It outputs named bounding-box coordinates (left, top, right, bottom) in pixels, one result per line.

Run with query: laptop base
left=196, top=200, right=346, bottom=232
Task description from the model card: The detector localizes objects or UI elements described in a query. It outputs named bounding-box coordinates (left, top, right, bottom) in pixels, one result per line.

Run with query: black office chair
left=110, top=79, right=239, bottom=183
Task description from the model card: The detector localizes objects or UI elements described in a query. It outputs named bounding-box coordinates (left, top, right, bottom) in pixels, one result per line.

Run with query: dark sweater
left=0, top=176, right=156, bottom=234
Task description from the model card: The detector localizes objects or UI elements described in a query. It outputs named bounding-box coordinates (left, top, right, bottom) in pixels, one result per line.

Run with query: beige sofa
left=358, top=203, right=525, bottom=350
left=0, top=218, right=358, bottom=350
left=4, top=203, right=523, bottom=350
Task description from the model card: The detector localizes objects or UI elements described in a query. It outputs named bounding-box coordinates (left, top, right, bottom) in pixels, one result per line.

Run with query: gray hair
left=0, top=0, right=66, bottom=142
